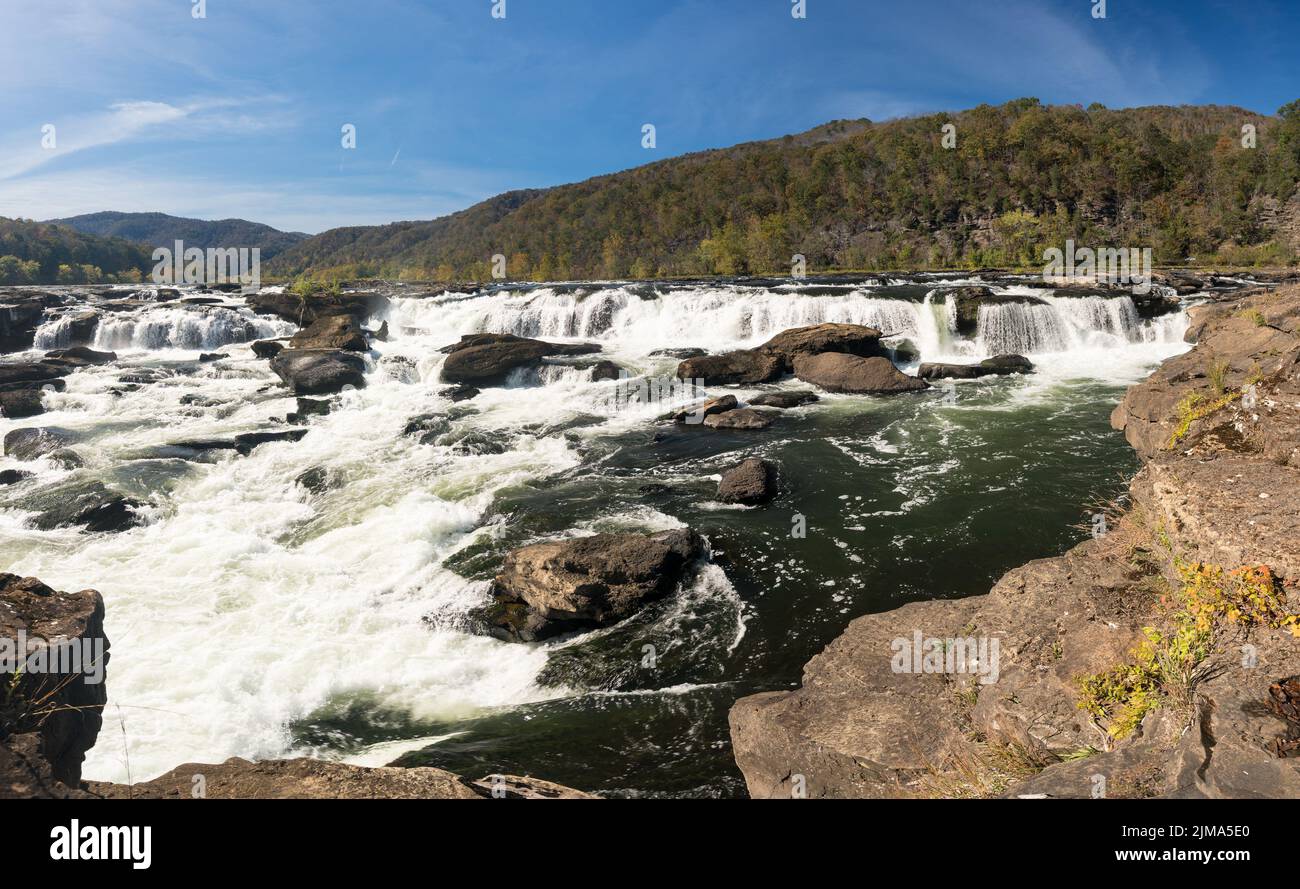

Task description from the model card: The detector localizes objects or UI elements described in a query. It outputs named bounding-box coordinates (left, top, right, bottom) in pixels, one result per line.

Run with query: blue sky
left=2, top=0, right=1297, bottom=234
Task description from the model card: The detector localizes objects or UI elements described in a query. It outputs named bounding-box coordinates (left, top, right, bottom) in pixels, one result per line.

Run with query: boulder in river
left=288, top=314, right=370, bottom=352
left=793, top=353, right=929, bottom=394
left=439, top=333, right=601, bottom=385
left=1, top=294, right=63, bottom=353
left=0, top=389, right=45, bottom=419
left=718, top=457, right=778, bottom=505
left=0, top=362, right=71, bottom=388
left=252, top=339, right=286, bottom=359
left=0, top=469, right=34, bottom=486
left=0, top=573, right=109, bottom=786
left=246, top=290, right=386, bottom=326
left=270, top=349, right=367, bottom=395
left=917, top=354, right=1035, bottom=380
left=758, top=323, right=884, bottom=367
left=43, top=347, right=117, bottom=368
left=676, top=350, right=785, bottom=385
left=3, top=427, right=76, bottom=461
left=13, top=479, right=142, bottom=533
left=483, top=529, right=704, bottom=642
left=747, top=389, right=819, bottom=409
left=671, top=394, right=737, bottom=424
left=233, top=429, right=308, bottom=455
left=590, top=360, right=623, bottom=382
left=702, top=408, right=776, bottom=429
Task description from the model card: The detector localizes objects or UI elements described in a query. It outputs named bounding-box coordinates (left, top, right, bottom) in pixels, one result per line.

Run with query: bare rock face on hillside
left=730, top=285, right=1300, bottom=799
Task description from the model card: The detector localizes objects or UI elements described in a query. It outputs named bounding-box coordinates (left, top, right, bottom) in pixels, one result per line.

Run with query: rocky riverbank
left=729, top=285, right=1300, bottom=799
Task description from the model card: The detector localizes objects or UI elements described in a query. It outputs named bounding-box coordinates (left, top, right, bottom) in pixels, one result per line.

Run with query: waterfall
left=89, top=307, right=293, bottom=351
left=388, top=285, right=973, bottom=356
left=976, top=294, right=1177, bottom=355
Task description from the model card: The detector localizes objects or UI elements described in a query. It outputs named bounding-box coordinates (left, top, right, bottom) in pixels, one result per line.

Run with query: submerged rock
left=442, top=384, right=480, bottom=402
left=671, top=394, right=737, bottom=424
left=917, top=354, right=1035, bottom=380
left=295, top=466, right=335, bottom=494
left=3, top=427, right=76, bottom=461
left=270, top=349, right=367, bottom=395
left=718, top=457, right=778, bottom=504
left=793, top=353, right=929, bottom=394
left=287, top=397, right=332, bottom=424
left=402, top=413, right=451, bottom=445
left=439, top=333, right=601, bottom=385
left=43, top=346, right=116, bottom=368
left=590, top=360, right=623, bottom=382
left=747, top=389, right=819, bottom=409
left=12, top=479, right=142, bottom=532
left=483, top=529, right=704, bottom=642
left=0, top=469, right=34, bottom=486
left=233, top=429, right=308, bottom=455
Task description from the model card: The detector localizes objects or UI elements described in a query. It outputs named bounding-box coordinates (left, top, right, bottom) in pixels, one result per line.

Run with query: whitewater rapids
left=1, top=279, right=1192, bottom=782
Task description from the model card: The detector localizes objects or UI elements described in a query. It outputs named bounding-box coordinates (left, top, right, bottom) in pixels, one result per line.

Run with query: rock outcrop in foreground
left=730, top=286, right=1300, bottom=799
left=88, top=757, right=596, bottom=800
left=0, top=574, right=109, bottom=788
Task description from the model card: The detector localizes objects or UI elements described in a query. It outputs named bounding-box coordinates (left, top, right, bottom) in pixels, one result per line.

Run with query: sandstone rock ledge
left=88, top=757, right=597, bottom=800
left=729, top=286, right=1300, bottom=799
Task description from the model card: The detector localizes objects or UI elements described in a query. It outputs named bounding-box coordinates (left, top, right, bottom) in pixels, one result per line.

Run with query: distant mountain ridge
left=47, top=211, right=309, bottom=260
left=266, top=100, right=1300, bottom=282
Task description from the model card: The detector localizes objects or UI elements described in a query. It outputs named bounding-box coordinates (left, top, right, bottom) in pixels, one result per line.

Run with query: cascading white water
left=90, top=307, right=292, bottom=351
left=32, top=306, right=293, bottom=352
left=1, top=279, right=1196, bottom=785
left=975, top=294, right=1179, bottom=355
left=390, top=285, right=973, bottom=359
left=388, top=284, right=1182, bottom=365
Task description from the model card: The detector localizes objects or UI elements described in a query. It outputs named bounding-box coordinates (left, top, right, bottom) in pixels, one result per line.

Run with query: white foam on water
left=0, top=280, right=1195, bottom=782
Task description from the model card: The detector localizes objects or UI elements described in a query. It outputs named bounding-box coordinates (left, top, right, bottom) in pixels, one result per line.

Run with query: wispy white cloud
left=0, top=96, right=293, bottom=181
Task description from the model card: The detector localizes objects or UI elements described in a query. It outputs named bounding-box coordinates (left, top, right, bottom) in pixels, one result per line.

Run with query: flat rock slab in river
left=793, top=353, right=929, bottom=394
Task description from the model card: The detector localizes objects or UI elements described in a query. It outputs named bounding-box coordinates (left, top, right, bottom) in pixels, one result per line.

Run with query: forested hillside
left=48, top=211, right=308, bottom=260
left=268, top=99, right=1300, bottom=282
left=0, top=218, right=152, bottom=284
